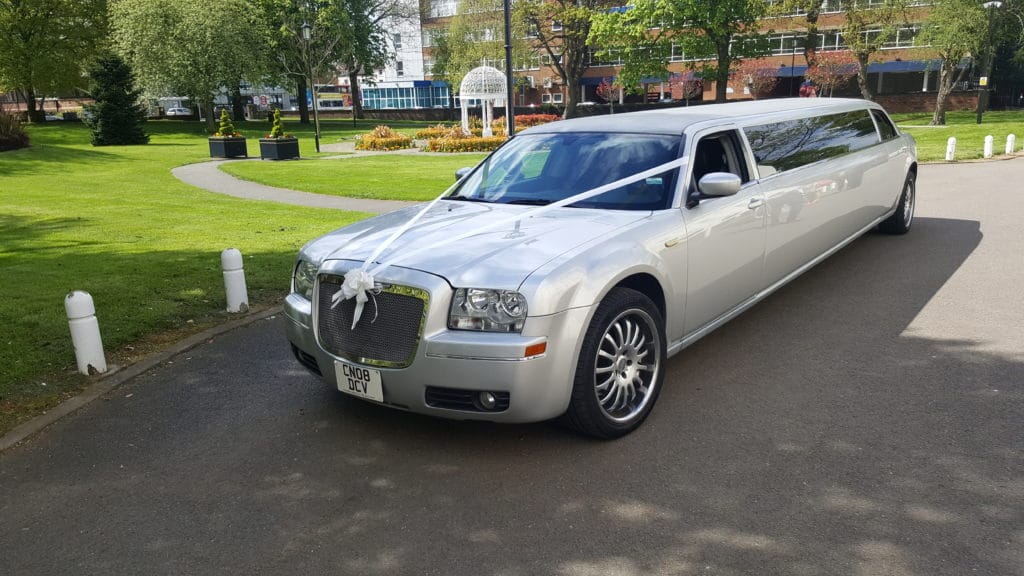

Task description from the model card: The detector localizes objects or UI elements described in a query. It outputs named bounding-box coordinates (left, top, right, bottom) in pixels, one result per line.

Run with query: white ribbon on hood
left=330, top=153, right=689, bottom=329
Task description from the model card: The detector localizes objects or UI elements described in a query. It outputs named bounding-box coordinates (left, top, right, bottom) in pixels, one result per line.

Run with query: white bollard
left=65, top=291, right=107, bottom=375
left=984, top=135, right=993, bottom=158
left=1007, top=134, right=1017, bottom=155
left=945, top=136, right=956, bottom=161
left=221, top=248, right=249, bottom=313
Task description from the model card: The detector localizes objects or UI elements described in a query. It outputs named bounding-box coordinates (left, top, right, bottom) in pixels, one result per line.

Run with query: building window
left=422, top=29, right=434, bottom=47
left=541, top=93, right=552, bottom=103
left=424, top=58, right=435, bottom=75
left=396, top=61, right=404, bottom=77
left=393, top=33, right=402, bottom=50
left=525, top=23, right=539, bottom=38
left=552, top=92, right=563, bottom=103
left=429, top=0, right=456, bottom=18
left=552, top=20, right=563, bottom=31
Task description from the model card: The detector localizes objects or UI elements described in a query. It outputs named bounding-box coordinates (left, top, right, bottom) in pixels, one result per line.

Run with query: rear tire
left=563, top=287, right=666, bottom=439
left=879, top=172, right=915, bottom=235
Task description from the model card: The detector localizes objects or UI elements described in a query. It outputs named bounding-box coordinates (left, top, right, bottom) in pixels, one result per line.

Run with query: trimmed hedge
left=356, top=125, right=413, bottom=151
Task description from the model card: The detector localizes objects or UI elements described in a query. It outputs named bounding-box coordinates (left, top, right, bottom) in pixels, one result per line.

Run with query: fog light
left=478, top=391, right=497, bottom=410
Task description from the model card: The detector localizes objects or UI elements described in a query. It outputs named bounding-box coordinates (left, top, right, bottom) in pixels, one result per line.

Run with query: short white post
left=65, top=291, right=107, bottom=375
left=984, top=135, right=994, bottom=158
left=945, top=137, right=957, bottom=161
left=1006, top=134, right=1016, bottom=155
left=221, top=248, right=249, bottom=313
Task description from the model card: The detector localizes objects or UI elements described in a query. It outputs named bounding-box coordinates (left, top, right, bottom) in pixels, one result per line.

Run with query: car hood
left=305, top=201, right=650, bottom=288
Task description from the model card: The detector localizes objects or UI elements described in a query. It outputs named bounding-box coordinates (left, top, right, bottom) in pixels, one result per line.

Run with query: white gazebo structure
left=459, top=66, right=507, bottom=137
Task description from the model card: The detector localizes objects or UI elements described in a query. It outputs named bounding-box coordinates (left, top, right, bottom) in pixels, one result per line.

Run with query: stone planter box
left=259, top=137, right=300, bottom=160
left=209, top=137, right=248, bottom=158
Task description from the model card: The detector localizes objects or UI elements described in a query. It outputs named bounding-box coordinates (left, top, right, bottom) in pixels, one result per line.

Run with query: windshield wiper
left=443, top=196, right=493, bottom=203
left=503, top=198, right=552, bottom=206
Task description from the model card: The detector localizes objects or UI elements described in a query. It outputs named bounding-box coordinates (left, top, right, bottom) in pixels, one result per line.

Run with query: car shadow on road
left=5, top=216, right=1022, bottom=576
left=254, top=216, right=1019, bottom=574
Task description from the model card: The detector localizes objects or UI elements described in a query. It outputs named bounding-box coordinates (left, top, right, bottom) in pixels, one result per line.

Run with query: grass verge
left=220, top=154, right=488, bottom=202
left=0, top=120, right=385, bottom=434
left=893, top=110, right=1024, bottom=162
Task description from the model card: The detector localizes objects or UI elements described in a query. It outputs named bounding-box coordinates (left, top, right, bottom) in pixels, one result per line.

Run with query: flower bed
left=494, top=113, right=559, bottom=130
left=356, top=125, right=413, bottom=151
left=425, top=135, right=507, bottom=153
left=414, top=124, right=454, bottom=139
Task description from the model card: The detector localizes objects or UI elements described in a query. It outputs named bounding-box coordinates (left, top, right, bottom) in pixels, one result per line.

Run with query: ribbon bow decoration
left=331, top=269, right=376, bottom=329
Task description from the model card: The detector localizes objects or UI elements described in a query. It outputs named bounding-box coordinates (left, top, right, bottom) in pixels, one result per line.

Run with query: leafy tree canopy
left=0, top=0, right=107, bottom=121
left=589, top=0, right=767, bottom=102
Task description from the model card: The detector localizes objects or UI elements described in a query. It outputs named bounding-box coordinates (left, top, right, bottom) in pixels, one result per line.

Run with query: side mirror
left=455, top=167, right=473, bottom=181
left=698, top=172, right=742, bottom=197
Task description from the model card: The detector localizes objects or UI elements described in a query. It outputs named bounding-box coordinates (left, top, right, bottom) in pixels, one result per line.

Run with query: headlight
left=292, top=260, right=318, bottom=300
left=449, top=288, right=528, bottom=332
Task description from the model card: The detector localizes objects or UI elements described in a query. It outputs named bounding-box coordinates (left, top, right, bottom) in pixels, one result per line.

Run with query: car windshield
left=447, top=132, right=683, bottom=210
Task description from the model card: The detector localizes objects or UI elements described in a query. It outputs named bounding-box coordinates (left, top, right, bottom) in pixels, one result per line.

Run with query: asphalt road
left=2, top=159, right=1022, bottom=576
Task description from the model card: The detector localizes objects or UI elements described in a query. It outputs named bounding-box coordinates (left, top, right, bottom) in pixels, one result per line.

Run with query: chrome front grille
left=316, top=274, right=428, bottom=368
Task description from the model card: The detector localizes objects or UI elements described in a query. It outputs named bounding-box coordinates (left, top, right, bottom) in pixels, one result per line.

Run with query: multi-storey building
left=367, top=0, right=973, bottom=111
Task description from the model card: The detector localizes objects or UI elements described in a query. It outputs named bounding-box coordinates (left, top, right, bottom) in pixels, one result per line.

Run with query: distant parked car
left=44, top=113, right=63, bottom=121
left=165, top=107, right=192, bottom=117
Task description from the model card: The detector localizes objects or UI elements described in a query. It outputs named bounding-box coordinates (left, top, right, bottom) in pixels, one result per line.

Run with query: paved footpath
left=2, top=160, right=1022, bottom=576
left=172, top=159, right=420, bottom=214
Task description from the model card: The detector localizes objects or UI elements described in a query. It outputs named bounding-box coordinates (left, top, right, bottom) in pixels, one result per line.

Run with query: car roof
left=521, top=98, right=881, bottom=136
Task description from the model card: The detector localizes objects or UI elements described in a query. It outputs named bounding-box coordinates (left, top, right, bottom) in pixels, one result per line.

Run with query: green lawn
left=220, top=154, right=488, bottom=202
left=893, top=110, right=1024, bottom=162
left=0, top=119, right=411, bottom=433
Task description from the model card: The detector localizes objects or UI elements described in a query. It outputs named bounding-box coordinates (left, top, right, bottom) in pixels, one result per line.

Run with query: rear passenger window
left=871, top=109, right=899, bottom=141
left=744, top=110, right=881, bottom=176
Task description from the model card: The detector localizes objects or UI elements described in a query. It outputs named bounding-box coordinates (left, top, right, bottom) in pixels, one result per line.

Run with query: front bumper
left=284, top=265, right=591, bottom=423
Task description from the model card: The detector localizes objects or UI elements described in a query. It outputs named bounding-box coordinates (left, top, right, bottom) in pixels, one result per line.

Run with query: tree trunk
left=803, top=11, right=820, bottom=69
left=296, top=76, right=310, bottom=124
left=204, top=99, right=216, bottom=131
left=563, top=74, right=580, bottom=119
left=349, top=70, right=365, bottom=120
left=855, top=53, right=874, bottom=100
left=230, top=84, right=245, bottom=122
left=931, top=60, right=966, bottom=126
left=715, top=41, right=731, bottom=103
left=23, top=87, right=43, bottom=123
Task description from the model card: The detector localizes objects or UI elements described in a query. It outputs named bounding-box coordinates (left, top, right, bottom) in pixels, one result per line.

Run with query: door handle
left=748, top=197, right=764, bottom=210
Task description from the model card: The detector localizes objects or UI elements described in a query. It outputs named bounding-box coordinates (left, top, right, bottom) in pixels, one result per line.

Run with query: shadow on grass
left=0, top=219, right=302, bottom=429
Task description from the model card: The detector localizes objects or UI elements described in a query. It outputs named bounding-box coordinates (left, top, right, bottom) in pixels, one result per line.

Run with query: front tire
left=564, top=287, right=666, bottom=439
left=879, top=172, right=915, bottom=235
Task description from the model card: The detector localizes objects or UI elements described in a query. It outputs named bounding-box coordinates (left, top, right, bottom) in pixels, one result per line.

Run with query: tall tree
left=517, top=0, right=611, bottom=118
left=85, top=53, right=149, bottom=145
left=917, top=0, right=986, bottom=125
left=589, top=0, right=767, bottom=103
left=338, top=0, right=409, bottom=120
left=110, top=0, right=271, bottom=129
left=840, top=0, right=908, bottom=100
left=768, top=0, right=824, bottom=68
left=0, top=0, right=107, bottom=122
left=427, top=0, right=529, bottom=117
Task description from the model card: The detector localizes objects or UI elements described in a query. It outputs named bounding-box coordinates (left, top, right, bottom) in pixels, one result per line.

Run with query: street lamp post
left=301, top=21, right=321, bottom=152
left=976, top=1, right=1003, bottom=124
left=502, top=0, right=515, bottom=137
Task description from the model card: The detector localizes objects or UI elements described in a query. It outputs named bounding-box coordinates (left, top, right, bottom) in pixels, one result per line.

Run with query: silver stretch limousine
left=286, top=98, right=917, bottom=438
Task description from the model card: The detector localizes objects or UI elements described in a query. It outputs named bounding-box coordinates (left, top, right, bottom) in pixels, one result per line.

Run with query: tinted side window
left=744, top=110, right=881, bottom=176
left=871, top=109, right=899, bottom=141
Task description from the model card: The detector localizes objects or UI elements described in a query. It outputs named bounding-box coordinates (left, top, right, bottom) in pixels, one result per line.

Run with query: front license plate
left=334, top=360, right=384, bottom=402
